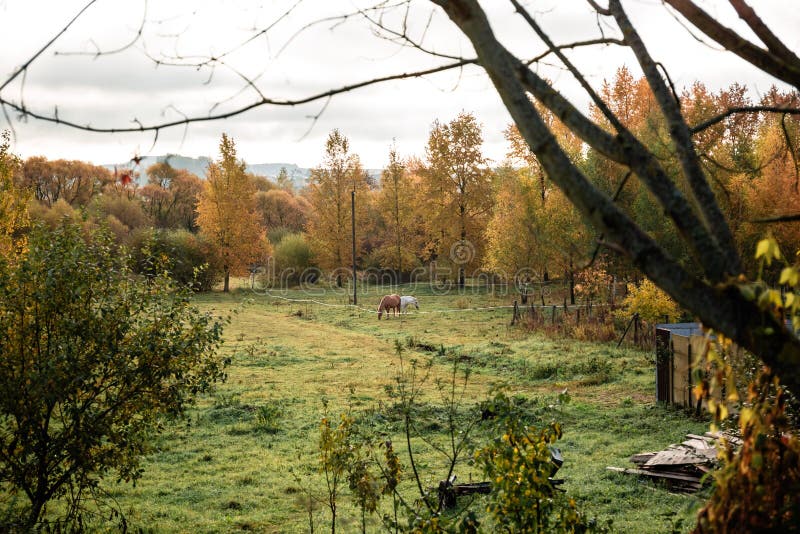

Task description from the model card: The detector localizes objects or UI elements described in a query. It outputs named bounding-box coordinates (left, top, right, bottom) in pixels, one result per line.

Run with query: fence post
left=511, top=300, right=519, bottom=325
left=552, top=305, right=557, bottom=325
left=617, top=313, right=637, bottom=348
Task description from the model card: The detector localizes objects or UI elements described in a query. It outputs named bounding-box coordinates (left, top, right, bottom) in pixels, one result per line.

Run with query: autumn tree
left=484, top=166, right=542, bottom=279
left=420, top=111, right=493, bottom=287
left=0, top=132, right=29, bottom=259
left=140, top=162, right=203, bottom=230
left=249, top=172, right=275, bottom=192
left=255, top=188, right=309, bottom=234
left=372, top=145, right=424, bottom=277
left=197, top=133, right=267, bottom=292
left=305, top=129, right=370, bottom=286
left=495, top=105, right=590, bottom=297
left=168, top=169, right=204, bottom=231
left=276, top=166, right=294, bottom=191
left=93, top=190, right=151, bottom=242
left=19, top=156, right=113, bottom=207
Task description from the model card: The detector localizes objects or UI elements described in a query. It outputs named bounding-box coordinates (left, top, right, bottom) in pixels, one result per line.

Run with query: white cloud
left=1, top=0, right=796, bottom=169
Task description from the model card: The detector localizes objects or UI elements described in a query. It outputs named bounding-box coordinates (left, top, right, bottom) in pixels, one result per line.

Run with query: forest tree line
left=9, top=67, right=800, bottom=297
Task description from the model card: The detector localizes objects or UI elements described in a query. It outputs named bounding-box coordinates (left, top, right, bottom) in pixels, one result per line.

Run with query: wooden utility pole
left=351, top=189, right=357, bottom=306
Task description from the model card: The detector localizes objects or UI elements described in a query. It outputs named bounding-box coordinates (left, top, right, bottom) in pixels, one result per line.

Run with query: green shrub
left=272, top=233, right=314, bottom=284
left=129, top=228, right=222, bottom=291
left=267, top=226, right=292, bottom=245
left=477, top=393, right=609, bottom=533
left=0, top=223, right=226, bottom=530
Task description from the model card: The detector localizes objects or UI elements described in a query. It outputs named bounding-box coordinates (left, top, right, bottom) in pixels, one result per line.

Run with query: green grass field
left=98, top=281, right=709, bottom=533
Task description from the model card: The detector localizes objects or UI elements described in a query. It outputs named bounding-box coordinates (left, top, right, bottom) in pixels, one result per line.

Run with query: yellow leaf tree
left=490, top=109, right=590, bottom=301
left=0, top=131, right=29, bottom=259
left=305, top=129, right=370, bottom=286
left=373, top=145, right=424, bottom=277
left=419, top=112, right=494, bottom=287
left=197, top=133, right=267, bottom=292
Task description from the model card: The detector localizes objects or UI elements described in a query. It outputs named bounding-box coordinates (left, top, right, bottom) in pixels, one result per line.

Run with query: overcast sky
left=0, top=0, right=796, bottom=170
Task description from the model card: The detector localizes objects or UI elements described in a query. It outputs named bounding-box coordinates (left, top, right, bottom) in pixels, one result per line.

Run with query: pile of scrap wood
left=607, top=432, right=741, bottom=493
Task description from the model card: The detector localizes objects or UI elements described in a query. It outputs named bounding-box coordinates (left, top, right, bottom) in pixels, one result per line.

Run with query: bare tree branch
left=523, top=38, right=626, bottom=66
left=0, top=0, right=99, bottom=93
left=54, top=0, right=148, bottom=59
left=664, top=0, right=800, bottom=89
left=690, top=105, right=800, bottom=133
left=0, top=59, right=474, bottom=135
left=585, top=0, right=611, bottom=17
left=751, top=213, right=800, bottom=224
left=611, top=0, right=741, bottom=276
left=728, top=0, right=800, bottom=65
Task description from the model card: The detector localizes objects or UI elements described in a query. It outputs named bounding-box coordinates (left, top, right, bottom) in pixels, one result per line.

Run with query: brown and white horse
left=377, top=294, right=401, bottom=319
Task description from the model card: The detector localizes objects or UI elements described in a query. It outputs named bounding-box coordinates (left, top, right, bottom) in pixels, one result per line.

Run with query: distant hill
left=104, top=155, right=382, bottom=189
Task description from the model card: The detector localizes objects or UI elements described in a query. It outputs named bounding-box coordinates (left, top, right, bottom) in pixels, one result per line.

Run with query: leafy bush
left=129, top=227, right=222, bottom=291
left=267, top=226, right=292, bottom=245
left=696, top=369, right=800, bottom=533
left=574, top=261, right=612, bottom=304
left=476, top=393, right=609, bottom=533
left=615, top=278, right=681, bottom=324
left=272, top=232, right=315, bottom=284
left=0, top=223, right=226, bottom=530
left=93, top=193, right=151, bottom=235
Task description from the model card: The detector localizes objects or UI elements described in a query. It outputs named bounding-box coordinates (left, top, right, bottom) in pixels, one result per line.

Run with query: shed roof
left=655, top=322, right=703, bottom=337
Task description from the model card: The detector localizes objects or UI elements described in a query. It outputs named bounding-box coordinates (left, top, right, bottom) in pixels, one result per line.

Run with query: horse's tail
left=377, top=296, right=384, bottom=320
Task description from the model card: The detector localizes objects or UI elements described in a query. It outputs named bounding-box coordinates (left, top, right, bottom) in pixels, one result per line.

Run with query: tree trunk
left=26, top=501, right=44, bottom=530
left=223, top=267, right=230, bottom=293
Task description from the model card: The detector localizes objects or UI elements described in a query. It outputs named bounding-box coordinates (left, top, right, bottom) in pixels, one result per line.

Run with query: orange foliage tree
left=305, top=129, right=371, bottom=286
left=140, top=162, right=203, bottom=231
left=19, top=156, right=113, bottom=207
left=419, top=111, right=494, bottom=287
left=372, top=146, right=425, bottom=276
left=255, top=188, right=309, bottom=234
left=197, top=134, right=268, bottom=292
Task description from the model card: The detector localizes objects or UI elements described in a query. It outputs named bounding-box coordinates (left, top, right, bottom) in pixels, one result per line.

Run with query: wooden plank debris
left=607, top=431, right=740, bottom=494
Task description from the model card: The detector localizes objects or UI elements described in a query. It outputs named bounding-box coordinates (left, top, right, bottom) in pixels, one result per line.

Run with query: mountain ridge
left=103, top=154, right=382, bottom=188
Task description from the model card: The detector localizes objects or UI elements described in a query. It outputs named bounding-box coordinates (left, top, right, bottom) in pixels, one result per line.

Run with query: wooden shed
left=655, top=323, right=704, bottom=408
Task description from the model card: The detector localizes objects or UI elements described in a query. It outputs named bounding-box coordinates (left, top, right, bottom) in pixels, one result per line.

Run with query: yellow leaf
left=755, top=237, right=782, bottom=265
left=758, top=289, right=784, bottom=309
left=779, top=267, right=799, bottom=286
left=739, top=407, right=754, bottom=432
left=756, top=239, right=770, bottom=259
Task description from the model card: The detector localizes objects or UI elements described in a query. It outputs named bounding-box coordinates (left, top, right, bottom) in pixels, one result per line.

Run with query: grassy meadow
left=99, top=280, right=710, bottom=533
